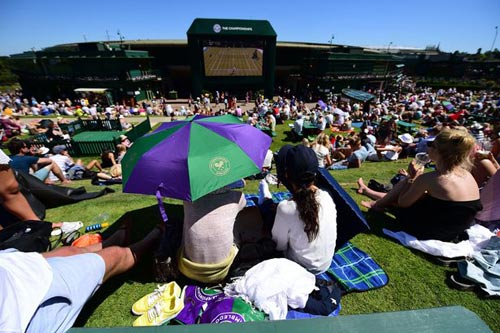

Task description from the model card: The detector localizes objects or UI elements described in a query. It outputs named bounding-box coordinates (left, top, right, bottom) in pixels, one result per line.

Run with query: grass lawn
left=38, top=118, right=498, bottom=331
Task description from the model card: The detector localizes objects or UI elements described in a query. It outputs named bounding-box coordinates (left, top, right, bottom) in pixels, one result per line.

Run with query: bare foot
left=361, top=200, right=384, bottom=212
left=61, top=179, right=72, bottom=185
left=357, top=178, right=368, bottom=194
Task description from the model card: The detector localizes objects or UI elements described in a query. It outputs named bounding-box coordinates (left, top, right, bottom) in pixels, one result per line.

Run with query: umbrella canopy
left=341, top=89, right=376, bottom=102
left=122, top=115, right=272, bottom=202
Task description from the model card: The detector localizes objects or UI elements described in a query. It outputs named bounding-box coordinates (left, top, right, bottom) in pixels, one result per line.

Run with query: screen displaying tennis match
left=202, top=40, right=264, bottom=77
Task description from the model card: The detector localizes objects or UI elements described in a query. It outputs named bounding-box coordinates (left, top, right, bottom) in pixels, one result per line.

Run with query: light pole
left=491, top=26, right=498, bottom=52
left=382, top=42, right=393, bottom=93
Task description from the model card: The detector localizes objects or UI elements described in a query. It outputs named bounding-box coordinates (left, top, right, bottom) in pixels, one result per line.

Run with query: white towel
left=224, top=258, right=316, bottom=320
left=383, top=224, right=493, bottom=258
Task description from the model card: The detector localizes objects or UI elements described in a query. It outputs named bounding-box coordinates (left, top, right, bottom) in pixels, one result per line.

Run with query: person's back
left=272, top=188, right=337, bottom=273
left=293, top=116, right=304, bottom=136
left=397, top=129, right=482, bottom=240
left=182, top=189, right=245, bottom=264
left=272, top=145, right=337, bottom=274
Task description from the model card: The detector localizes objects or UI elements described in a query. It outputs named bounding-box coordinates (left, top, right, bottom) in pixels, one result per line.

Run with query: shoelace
left=147, top=303, right=163, bottom=323
left=147, top=285, right=166, bottom=306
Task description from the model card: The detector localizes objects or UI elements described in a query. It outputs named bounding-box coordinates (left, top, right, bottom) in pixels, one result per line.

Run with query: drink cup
left=476, top=150, right=489, bottom=159
left=414, top=152, right=430, bottom=167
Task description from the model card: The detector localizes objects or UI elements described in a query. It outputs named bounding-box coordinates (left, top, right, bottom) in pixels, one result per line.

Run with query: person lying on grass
left=0, top=220, right=162, bottom=333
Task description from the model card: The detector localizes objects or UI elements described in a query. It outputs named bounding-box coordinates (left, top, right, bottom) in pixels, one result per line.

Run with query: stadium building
left=9, top=18, right=487, bottom=105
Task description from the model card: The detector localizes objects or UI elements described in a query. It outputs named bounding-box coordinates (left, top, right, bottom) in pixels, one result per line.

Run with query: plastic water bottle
left=85, top=213, right=110, bottom=232
left=85, top=222, right=110, bottom=232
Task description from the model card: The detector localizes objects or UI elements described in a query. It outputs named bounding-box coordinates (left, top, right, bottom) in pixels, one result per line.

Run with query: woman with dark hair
left=269, top=145, right=337, bottom=274
left=358, top=128, right=482, bottom=241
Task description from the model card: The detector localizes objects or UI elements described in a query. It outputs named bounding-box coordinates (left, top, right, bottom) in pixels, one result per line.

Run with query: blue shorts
left=33, top=165, right=51, bottom=181
left=26, top=253, right=105, bottom=333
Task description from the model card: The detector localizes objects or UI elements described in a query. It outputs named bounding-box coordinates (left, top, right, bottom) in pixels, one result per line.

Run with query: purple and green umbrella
left=122, top=114, right=272, bottom=202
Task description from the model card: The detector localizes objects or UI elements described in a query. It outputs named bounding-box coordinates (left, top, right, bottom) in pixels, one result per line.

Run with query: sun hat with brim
left=397, top=133, right=414, bottom=144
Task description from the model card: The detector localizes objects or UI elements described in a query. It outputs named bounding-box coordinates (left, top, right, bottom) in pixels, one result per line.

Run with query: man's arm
left=0, top=167, right=40, bottom=223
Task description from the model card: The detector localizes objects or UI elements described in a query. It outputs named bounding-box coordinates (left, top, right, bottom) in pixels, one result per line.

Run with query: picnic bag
left=0, top=220, right=53, bottom=252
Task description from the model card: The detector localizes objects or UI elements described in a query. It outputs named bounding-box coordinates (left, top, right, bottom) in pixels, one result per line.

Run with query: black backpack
left=0, top=221, right=55, bottom=253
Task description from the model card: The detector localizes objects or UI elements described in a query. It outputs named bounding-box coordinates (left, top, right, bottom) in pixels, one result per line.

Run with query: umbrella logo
left=209, top=156, right=230, bottom=176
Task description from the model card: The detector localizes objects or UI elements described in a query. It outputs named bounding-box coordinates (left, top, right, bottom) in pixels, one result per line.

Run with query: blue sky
left=0, top=0, right=499, bottom=56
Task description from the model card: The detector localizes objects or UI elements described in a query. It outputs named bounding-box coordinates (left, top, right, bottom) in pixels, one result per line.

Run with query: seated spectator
left=175, top=185, right=246, bottom=284
left=45, top=121, right=67, bottom=142
left=367, top=143, right=403, bottom=162
left=346, top=136, right=370, bottom=168
left=115, top=144, right=127, bottom=164
left=25, top=120, right=47, bottom=135
left=474, top=169, right=500, bottom=231
left=0, top=115, right=21, bottom=138
left=93, top=164, right=122, bottom=183
left=119, top=115, right=132, bottom=130
left=311, top=133, right=333, bottom=168
left=0, top=221, right=162, bottom=333
left=357, top=129, right=482, bottom=241
left=7, top=139, right=70, bottom=184
left=292, top=113, right=304, bottom=138
left=101, top=149, right=117, bottom=168
left=48, top=145, right=102, bottom=181
left=265, top=145, right=337, bottom=274
left=119, top=135, right=133, bottom=148
left=471, top=150, right=500, bottom=188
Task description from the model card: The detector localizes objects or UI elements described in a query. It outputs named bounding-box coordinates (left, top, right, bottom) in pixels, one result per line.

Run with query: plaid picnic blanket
left=321, top=242, right=388, bottom=292
left=245, top=192, right=292, bottom=207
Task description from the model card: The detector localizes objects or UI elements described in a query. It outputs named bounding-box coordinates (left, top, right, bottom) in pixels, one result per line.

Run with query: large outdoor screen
left=202, top=40, right=264, bottom=77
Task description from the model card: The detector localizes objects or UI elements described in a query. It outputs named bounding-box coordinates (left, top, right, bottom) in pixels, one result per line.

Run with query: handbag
left=0, top=220, right=56, bottom=253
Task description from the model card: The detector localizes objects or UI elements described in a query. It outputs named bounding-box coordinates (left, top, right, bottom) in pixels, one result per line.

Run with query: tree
left=0, top=57, right=19, bottom=86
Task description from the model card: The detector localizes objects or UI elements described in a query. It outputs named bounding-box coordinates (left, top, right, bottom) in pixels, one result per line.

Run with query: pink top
left=475, top=170, right=500, bottom=223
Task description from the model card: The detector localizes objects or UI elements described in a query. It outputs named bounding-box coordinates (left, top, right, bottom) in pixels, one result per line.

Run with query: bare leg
left=357, top=178, right=386, bottom=200
left=49, top=161, right=70, bottom=184
left=361, top=177, right=410, bottom=210
left=100, top=226, right=162, bottom=282
left=86, top=159, right=103, bottom=172
left=43, top=225, right=162, bottom=282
